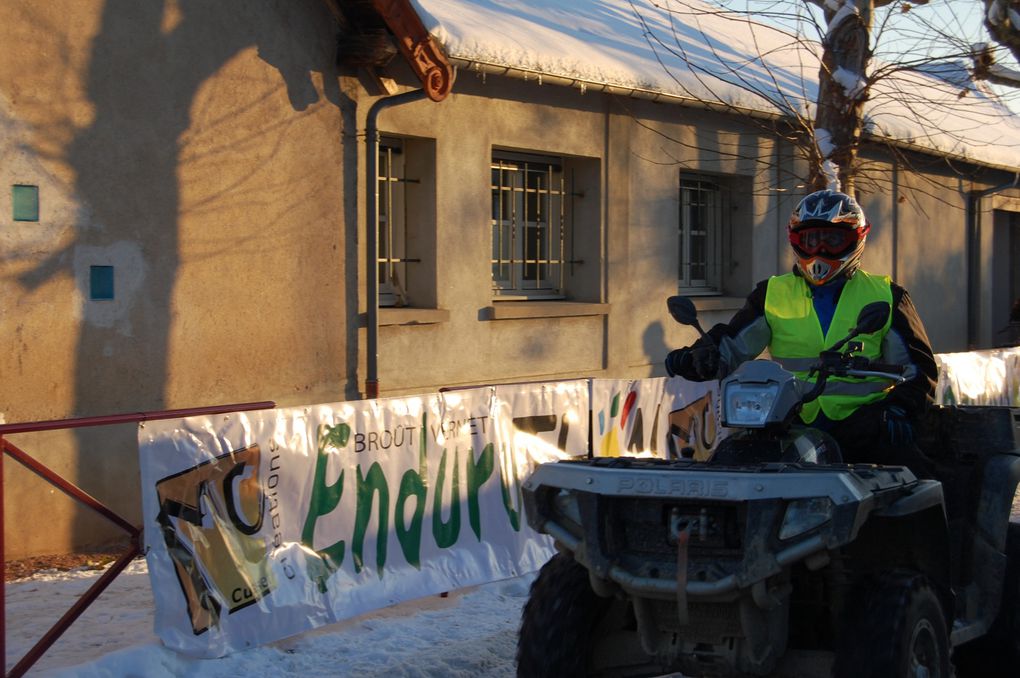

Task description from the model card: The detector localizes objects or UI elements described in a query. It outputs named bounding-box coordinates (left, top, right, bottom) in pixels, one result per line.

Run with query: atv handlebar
left=863, top=362, right=906, bottom=375
left=802, top=359, right=907, bottom=404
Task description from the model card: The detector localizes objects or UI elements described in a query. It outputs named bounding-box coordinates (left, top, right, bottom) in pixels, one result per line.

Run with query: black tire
left=516, top=552, right=613, bottom=678
left=953, top=522, right=1020, bottom=678
left=834, top=571, right=950, bottom=678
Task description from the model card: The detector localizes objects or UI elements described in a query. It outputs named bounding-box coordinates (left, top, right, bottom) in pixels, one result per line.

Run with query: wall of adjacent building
left=0, top=0, right=351, bottom=558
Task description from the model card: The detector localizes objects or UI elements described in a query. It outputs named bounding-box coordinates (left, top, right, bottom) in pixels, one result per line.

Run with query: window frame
left=377, top=137, right=412, bottom=307
left=678, top=174, right=727, bottom=295
left=491, top=151, right=568, bottom=299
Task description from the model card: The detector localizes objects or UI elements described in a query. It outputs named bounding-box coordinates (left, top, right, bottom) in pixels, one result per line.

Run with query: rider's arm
left=703, top=280, right=773, bottom=378
left=880, top=284, right=938, bottom=418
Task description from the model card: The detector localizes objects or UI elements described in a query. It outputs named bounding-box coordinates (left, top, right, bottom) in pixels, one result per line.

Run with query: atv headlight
left=723, top=382, right=780, bottom=427
left=779, top=497, right=833, bottom=540
left=553, top=489, right=581, bottom=527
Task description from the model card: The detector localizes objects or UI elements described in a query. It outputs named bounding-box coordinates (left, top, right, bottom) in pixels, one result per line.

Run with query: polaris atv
left=517, top=298, right=1020, bottom=678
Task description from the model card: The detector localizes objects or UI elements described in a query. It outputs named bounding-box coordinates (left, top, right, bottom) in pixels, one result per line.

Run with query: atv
left=516, top=297, right=1020, bottom=677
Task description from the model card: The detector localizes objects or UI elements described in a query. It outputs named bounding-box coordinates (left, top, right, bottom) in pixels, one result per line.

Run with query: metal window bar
left=491, top=158, right=566, bottom=295
left=380, top=145, right=394, bottom=287
left=679, top=177, right=723, bottom=291
left=377, top=142, right=421, bottom=307
left=0, top=400, right=274, bottom=678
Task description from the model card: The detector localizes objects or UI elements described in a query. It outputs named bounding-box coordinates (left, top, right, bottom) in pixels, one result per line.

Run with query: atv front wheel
left=517, top=553, right=657, bottom=678
left=834, top=572, right=950, bottom=678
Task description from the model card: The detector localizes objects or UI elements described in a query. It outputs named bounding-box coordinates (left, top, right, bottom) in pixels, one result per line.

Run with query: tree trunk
left=984, top=0, right=1020, bottom=65
left=812, top=1, right=873, bottom=193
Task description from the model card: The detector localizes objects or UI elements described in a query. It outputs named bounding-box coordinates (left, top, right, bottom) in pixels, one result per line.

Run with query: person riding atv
left=515, top=192, right=1020, bottom=678
left=665, top=189, right=938, bottom=476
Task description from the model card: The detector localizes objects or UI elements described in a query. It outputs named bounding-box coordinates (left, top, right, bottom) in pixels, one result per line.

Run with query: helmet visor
left=789, top=226, right=858, bottom=257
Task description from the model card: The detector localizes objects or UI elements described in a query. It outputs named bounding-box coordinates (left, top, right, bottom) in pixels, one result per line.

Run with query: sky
left=5, top=559, right=533, bottom=677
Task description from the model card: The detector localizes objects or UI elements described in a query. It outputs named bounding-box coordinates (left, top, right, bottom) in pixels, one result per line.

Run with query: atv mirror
left=828, top=301, right=891, bottom=353
left=854, top=301, right=891, bottom=335
left=667, top=296, right=699, bottom=327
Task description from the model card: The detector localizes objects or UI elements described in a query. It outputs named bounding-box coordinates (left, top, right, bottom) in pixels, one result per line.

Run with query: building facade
left=1, top=0, right=1018, bottom=557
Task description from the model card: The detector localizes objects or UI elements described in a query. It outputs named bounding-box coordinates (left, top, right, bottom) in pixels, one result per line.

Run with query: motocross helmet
left=787, top=190, right=870, bottom=285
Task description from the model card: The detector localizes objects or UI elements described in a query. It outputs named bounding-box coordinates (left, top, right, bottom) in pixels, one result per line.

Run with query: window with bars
left=377, top=138, right=415, bottom=307
left=679, top=175, right=726, bottom=293
left=491, top=153, right=567, bottom=297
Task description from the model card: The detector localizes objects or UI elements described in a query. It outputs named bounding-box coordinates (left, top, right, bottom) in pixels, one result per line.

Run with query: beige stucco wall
left=1, top=2, right=1016, bottom=558
left=0, top=0, right=349, bottom=558
left=361, top=72, right=804, bottom=395
left=362, top=76, right=612, bottom=394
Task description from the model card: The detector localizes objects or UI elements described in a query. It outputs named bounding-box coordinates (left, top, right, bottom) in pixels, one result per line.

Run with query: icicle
left=579, top=82, right=587, bottom=95
left=538, top=74, right=543, bottom=86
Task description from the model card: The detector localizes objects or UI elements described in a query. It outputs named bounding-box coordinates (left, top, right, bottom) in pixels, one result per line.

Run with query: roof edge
left=450, top=57, right=1020, bottom=174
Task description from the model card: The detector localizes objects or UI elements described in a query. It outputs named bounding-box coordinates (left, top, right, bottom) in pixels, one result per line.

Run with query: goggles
left=789, top=225, right=863, bottom=256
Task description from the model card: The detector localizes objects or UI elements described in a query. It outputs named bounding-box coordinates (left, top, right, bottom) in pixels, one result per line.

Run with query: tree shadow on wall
left=16, top=0, right=345, bottom=549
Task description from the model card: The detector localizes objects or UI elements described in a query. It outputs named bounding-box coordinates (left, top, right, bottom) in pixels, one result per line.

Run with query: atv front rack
left=523, top=459, right=939, bottom=600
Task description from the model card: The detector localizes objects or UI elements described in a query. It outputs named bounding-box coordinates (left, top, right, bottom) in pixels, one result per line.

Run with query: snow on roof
left=410, top=0, right=1020, bottom=172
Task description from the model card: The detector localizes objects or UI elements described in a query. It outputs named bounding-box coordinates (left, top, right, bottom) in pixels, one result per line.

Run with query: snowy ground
left=5, top=559, right=534, bottom=677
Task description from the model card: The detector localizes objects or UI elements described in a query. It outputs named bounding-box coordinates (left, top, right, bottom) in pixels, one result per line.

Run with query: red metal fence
left=0, top=401, right=274, bottom=678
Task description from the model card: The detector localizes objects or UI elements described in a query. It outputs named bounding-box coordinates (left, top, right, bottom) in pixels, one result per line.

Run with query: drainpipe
left=965, top=173, right=1020, bottom=349
left=365, top=88, right=428, bottom=399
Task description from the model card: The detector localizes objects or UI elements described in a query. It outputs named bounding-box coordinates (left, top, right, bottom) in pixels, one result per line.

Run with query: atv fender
left=974, top=454, right=1020, bottom=553
left=958, top=453, right=1020, bottom=642
left=848, top=479, right=954, bottom=638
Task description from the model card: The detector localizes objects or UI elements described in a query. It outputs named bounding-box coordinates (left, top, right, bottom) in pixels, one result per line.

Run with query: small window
left=679, top=175, right=726, bottom=293
left=12, top=185, right=39, bottom=222
left=378, top=138, right=411, bottom=307
left=491, top=153, right=567, bottom=298
left=90, top=265, right=114, bottom=300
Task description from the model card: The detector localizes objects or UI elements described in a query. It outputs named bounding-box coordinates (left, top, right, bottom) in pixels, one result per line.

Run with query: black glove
left=692, top=344, right=720, bottom=379
left=882, top=405, right=914, bottom=447
left=664, top=348, right=692, bottom=378
left=665, top=343, right=720, bottom=381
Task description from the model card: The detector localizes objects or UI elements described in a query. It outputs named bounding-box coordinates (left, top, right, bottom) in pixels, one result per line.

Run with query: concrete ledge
left=379, top=307, right=450, bottom=326
left=486, top=301, right=610, bottom=320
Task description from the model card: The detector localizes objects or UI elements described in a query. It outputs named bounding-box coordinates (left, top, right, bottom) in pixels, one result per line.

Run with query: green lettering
left=432, top=447, right=460, bottom=548
left=353, top=462, right=389, bottom=574
left=395, top=423, right=429, bottom=568
left=467, top=443, right=495, bottom=540
left=499, top=443, right=522, bottom=531
left=302, top=424, right=349, bottom=592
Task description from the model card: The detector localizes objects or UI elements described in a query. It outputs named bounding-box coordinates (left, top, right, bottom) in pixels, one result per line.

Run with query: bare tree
left=630, top=0, right=1020, bottom=197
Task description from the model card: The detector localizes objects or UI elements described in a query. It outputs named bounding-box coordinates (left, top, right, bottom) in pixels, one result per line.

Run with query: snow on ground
left=5, top=559, right=535, bottom=677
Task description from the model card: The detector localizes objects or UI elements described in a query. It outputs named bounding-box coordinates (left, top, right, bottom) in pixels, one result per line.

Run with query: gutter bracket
left=372, top=0, right=455, bottom=101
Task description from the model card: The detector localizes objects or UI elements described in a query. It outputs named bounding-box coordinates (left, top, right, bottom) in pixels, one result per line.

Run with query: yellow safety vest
left=764, top=271, right=893, bottom=423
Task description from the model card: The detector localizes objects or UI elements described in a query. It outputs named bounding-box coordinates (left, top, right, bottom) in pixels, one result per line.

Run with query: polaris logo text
left=617, top=477, right=728, bottom=497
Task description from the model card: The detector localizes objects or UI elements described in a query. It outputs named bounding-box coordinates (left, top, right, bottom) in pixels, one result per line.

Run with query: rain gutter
left=448, top=56, right=1020, bottom=176
left=965, top=172, right=1020, bottom=348
left=448, top=57, right=786, bottom=123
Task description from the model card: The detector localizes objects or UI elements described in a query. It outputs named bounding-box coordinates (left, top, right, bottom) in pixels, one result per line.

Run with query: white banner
left=936, top=347, right=1020, bottom=407
left=591, top=377, right=722, bottom=460
left=139, top=382, right=588, bottom=657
